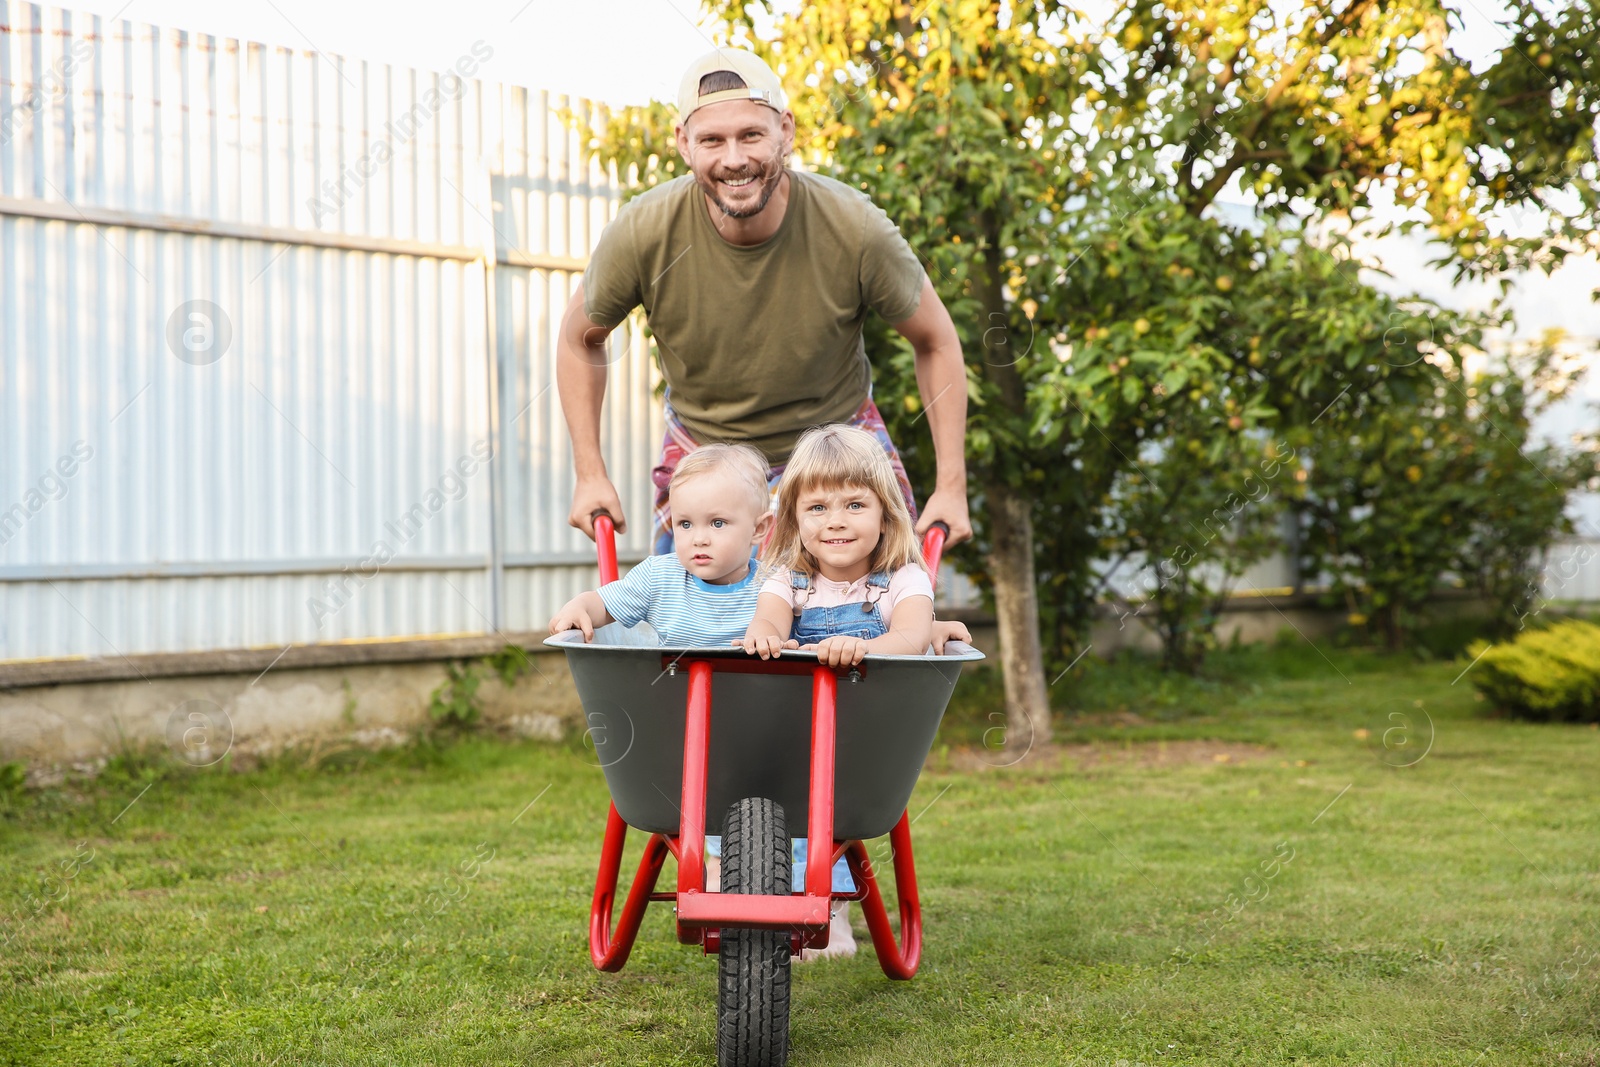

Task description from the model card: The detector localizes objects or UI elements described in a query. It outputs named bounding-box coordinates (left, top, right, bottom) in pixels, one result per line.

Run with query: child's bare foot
left=705, top=855, right=721, bottom=893
left=798, top=903, right=856, bottom=962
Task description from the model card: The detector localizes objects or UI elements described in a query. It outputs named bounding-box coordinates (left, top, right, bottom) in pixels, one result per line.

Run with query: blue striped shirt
left=597, top=554, right=762, bottom=646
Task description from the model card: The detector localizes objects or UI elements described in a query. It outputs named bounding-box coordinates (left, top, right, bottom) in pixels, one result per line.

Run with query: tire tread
left=716, top=797, right=791, bottom=1067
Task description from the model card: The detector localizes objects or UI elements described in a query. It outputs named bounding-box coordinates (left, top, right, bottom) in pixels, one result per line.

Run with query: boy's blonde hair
left=769, top=424, right=924, bottom=578
left=668, top=442, right=771, bottom=519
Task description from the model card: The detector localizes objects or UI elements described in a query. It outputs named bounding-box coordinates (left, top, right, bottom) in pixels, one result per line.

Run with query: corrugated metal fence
left=0, top=1, right=660, bottom=660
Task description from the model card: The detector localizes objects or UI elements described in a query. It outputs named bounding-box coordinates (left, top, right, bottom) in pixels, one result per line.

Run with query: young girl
left=741, top=423, right=936, bottom=664
left=734, top=424, right=938, bottom=960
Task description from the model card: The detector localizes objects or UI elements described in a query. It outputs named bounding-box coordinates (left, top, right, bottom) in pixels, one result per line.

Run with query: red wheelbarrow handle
left=592, top=510, right=620, bottom=585
left=922, top=520, right=949, bottom=591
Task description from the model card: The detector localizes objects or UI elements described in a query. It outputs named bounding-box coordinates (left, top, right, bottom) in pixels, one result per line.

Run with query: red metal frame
left=583, top=519, right=949, bottom=979
left=674, top=660, right=712, bottom=938
left=847, top=812, right=922, bottom=979
left=589, top=803, right=673, bottom=972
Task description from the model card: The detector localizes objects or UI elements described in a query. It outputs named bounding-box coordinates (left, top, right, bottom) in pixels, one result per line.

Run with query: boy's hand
left=931, top=619, right=972, bottom=654
left=802, top=636, right=870, bottom=667
left=549, top=604, right=597, bottom=641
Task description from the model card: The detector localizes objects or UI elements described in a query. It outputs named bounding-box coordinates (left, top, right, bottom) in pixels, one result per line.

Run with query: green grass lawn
left=2, top=644, right=1597, bottom=1065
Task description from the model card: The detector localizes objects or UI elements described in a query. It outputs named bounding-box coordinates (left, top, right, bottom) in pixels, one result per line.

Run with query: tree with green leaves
left=1300, top=333, right=1599, bottom=648
left=592, top=0, right=1598, bottom=749
left=1102, top=421, right=1298, bottom=674
left=1454, top=335, right=1600, bottom=638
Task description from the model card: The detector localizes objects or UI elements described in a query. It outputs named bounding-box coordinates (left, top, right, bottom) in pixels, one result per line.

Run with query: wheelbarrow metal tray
left=547, top=626, right=984, bottom=841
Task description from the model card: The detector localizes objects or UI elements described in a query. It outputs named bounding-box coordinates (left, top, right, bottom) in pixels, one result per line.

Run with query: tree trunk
left=985, top=475, right=1053, bottom=754
left=1381, top=604, right=1405, bottom=652
left=972, top=206, right=1052, bottom=756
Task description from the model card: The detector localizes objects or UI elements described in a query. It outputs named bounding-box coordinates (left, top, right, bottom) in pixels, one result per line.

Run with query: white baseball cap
left=677, top=48, right=789, bottom=125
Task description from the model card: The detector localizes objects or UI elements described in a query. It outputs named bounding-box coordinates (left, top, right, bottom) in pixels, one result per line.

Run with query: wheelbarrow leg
left=846, top=810, right=922, bottom=979
left=676, top=659, right=713, bottom=944
left=802, top=666, right=839, bottom=909
left=590, top=801, right=672, bottom=972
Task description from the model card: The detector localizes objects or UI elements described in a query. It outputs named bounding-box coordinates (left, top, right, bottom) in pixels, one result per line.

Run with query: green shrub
left=1299, top=342, right=1597, bottom=652
left=427, top=661, right=484, bottom=730
left=1467, top=620, right=1600, bottom=722
left=425, top=644, right=539, bottom=732
left=0, top=760, right=26, bottom=794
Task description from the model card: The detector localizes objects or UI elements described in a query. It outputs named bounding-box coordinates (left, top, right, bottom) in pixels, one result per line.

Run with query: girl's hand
left=743, top=593, right=799, bottom=660
left=736, top=633, right=790, bottom=660
left=803, top=636, right=870, bottom=667
left=931, top=619, right=972, bottom=654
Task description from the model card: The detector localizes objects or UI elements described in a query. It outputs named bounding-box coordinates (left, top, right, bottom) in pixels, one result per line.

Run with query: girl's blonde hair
left=769, top=424, right=924, bottom=579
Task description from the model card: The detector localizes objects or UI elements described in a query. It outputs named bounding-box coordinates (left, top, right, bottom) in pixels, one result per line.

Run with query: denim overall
left=787, top=569, right=893, bottom=892
left=790, top=570, right=893, bottom=645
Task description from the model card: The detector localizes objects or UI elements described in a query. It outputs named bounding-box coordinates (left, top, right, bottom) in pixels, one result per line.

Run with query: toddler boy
left=548, top=444, right=772, bottom=644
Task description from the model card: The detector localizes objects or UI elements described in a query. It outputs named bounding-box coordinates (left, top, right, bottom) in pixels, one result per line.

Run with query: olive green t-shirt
left=583, top=168, right=925, bottom=464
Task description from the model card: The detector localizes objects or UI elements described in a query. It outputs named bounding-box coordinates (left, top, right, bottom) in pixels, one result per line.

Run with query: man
left=558, top=47, right=970, bottom=551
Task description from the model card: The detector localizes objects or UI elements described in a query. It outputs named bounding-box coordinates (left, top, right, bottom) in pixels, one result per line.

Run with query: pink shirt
left=759, top=564, right=934, bottom=617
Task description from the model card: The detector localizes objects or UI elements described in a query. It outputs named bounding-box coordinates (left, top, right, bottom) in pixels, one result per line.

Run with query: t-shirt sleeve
left=885, top=564, right=935, bottom=616
left=858, top=198, right=925, bottom=325
left=759, top=571, right=798, bottom=611
left=583, top=206, right=642, bottom=330
left=597, top=555, right=659, bottom=627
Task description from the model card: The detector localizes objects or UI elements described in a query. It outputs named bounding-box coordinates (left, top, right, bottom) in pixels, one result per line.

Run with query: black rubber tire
left=716, top=797, right=792, bottom=1067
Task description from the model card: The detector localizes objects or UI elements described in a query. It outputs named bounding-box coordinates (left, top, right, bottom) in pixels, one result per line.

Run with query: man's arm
left=557, top=282, right=628, bottom=538
left=892, top=275, right=972, bottom=544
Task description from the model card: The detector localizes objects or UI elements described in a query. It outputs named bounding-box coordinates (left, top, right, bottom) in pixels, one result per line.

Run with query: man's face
left=675, top=100, right=795, bottom=220
left=669, top=470, right=773, bottom=585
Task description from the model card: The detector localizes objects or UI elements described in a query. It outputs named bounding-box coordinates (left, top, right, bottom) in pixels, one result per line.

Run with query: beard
left=696, top=152, right=787, bottom=219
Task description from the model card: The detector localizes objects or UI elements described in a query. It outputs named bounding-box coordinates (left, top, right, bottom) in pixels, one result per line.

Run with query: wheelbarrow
left=545, top=514, right=982, bottom=1066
